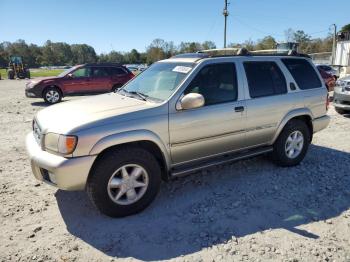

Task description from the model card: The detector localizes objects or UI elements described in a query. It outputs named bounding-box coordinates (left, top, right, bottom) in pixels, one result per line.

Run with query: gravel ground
left=0, top=79, right=350, bottom=262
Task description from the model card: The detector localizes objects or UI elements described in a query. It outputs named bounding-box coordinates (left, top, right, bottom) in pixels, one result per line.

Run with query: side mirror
left=176, top=93, right=205, bottom=110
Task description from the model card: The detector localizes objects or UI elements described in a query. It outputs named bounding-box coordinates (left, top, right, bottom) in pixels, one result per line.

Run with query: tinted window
left=282, top=59, right=322, bottom=89
left=185, top=63, right=238, bottom=106
left=72, top=67, right=91, bottom=78
left=91, top=67, right=109, bottom=77
left=109, top=67, right=127, bottom=76
left=244, top=61, right=287, bottom=98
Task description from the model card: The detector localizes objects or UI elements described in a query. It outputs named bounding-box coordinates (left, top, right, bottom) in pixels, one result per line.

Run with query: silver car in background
left=334, top=75, right=350, bottom=114
left=26, top=49, right=330, bottom=217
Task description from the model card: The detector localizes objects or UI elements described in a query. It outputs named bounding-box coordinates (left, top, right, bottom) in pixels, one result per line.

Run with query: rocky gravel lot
left=0, top=79, right=350, bottom=262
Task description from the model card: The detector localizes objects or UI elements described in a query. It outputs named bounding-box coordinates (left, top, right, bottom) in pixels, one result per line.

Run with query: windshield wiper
left=127, top=91, right=148, bottom=101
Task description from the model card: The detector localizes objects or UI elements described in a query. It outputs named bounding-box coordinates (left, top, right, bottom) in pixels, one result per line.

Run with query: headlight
left=44, top=133, right=78, bottom=154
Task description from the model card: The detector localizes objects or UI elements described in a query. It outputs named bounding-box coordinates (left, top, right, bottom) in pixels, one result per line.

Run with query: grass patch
left=0, top=68, right=64, bottom=78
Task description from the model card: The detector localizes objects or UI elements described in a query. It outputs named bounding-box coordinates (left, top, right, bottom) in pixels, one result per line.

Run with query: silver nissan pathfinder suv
left=26, top=49, right=330, bottom=217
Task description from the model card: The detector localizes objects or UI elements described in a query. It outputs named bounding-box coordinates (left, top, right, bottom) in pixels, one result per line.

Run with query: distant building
left=335, top=32, right=350, bottom=66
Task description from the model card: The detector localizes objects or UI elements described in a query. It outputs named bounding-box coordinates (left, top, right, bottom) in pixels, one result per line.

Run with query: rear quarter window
left=108, top=67, right=128, bottom=76
left=282, top=59, right=322, bottom=90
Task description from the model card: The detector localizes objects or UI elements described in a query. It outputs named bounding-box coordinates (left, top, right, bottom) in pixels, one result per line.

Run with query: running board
left=170, top=146, right=273, bottom=178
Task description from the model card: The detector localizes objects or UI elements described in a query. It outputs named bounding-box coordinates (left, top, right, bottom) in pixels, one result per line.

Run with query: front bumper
left=333, top=89, right=350, bottom=110
left=25, top=88, right=41, bottom=98
left=312, top=115, right=330, bottom=133
left=26, top=132, right=97, bottom=190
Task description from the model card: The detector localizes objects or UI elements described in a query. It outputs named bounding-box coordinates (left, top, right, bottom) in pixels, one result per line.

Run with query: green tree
left=71, top=44, right=97, bottom=64
left=293, top=30, right=311, bottom=43
left=127, top=49, right=141, bottom=64
left=255, top=36, right=276, bottom=50
left=146, top=39, right=167, bottom=64
left=201, top=41, right=216, bottom=50
left=341, top=24, right=350, bottom=32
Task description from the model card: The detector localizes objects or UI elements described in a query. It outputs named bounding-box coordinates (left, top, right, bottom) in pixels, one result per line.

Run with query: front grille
left=33, top=120, right=42, bottom=145
left=40, top=169, right=56, bottom=185
left=40, top=168, right=50, bottom=182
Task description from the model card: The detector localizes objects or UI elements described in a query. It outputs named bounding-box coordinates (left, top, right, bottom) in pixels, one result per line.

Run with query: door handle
left=290, top=83, right=296, bottom=91
left=235, top=106, right=244, bottom=112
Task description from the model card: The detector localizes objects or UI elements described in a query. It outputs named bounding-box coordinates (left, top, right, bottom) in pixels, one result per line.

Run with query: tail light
left=326, top=93, right=329, bottom=111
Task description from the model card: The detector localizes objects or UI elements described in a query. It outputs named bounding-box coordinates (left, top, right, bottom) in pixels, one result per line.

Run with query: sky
left=1, top=0, right=349, bottom=54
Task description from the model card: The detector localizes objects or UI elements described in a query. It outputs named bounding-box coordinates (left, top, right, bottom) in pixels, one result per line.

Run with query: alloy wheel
left=285, top=130, right=304, bottom=159
left=107, top=164, right=149, bottom=205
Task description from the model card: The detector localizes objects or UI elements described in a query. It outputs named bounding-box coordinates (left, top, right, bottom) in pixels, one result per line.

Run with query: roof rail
left=84, top=62, right=122, bottom=67
left=197, top=48, right=310, bottom=58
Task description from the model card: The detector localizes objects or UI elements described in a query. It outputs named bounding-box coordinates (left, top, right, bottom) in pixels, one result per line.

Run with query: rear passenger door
left=109, top=67, right=132, bottom=88
left=243, top=60, right=295, bottom=147
left=89, top=67, right=112, bottom=92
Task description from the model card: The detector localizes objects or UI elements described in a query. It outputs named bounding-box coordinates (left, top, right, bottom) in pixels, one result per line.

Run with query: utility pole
left=223, top=0, right=229, bottom=48
left=331, top=24, right=337, bottom=65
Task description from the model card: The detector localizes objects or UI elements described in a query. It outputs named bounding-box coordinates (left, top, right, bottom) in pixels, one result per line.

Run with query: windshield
left=58, top=66, right=79, bottom=77
left=121, top=62, right=195, bottom=101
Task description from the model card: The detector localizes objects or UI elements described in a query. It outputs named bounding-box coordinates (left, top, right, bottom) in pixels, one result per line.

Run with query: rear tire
left=272, top=119, right=310, bottom=167
left=87, top=147, right=161, bottom=217
left=43, top=87, right=62, bottom=104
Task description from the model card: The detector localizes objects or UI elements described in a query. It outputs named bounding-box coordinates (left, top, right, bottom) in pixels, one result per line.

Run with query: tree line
left=1, top=25, right=349, bottom=68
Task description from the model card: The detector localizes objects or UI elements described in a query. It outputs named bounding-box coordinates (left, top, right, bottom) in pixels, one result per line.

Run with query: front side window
left=244, top=61, right=287, bottom=98
left=185, top=63, right=238, bottom=106
left=72, top=67, right=91, bottom=78
left=282, top=58, right=322, bottom=90
left=122, top=62, right=194, bottom=101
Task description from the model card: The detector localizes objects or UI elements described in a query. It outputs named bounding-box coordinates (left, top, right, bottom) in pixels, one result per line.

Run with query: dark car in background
left=316, top=64, right=339, bottom=80
left=25, top=63, right=134, bottom=104
left=317, top=67, right=336, bottom=92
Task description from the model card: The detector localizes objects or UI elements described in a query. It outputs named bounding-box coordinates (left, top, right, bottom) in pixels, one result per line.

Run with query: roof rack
left=196, top=48, right=311, bottom=58
left=84, top=62, right=122, bottom=67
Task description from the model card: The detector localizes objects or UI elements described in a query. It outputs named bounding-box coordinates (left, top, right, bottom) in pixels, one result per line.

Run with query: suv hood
left=35, top=93, right=156, bottom=134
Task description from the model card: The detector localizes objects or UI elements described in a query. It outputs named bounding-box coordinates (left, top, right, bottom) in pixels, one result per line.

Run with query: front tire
left=43, top=87, right=62, bottom=104
left=87, top=147, right=162, bottom=217
left=272, top=119, right=310, bottom=167
left=8, top=70, right=14, bottom=80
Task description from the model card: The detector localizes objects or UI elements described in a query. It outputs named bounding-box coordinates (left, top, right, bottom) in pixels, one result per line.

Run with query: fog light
left=26, top=92, right=36, bottom=97
left=48, top=172, right=57, bottom=184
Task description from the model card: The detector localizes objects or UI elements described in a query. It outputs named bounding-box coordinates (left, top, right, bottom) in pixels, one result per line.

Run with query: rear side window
left=108, top=67, right=127, bottom=76
left=244, top=61, right=287, bottom=98
left=282, top=59, right=322, bottom=89
left=91, top=67, right=109, bottom=77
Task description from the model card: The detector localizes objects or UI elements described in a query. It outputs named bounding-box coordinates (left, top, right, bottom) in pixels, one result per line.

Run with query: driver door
left=62, top=67, right=92, bottom=94
left=169, top=62, right=247, bottom=164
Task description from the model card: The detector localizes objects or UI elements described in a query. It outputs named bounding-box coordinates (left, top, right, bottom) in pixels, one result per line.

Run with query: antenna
left=223, top=0, right=229, bottom=48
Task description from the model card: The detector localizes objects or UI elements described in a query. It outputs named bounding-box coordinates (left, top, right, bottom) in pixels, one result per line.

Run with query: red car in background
left=317, top=67, right=336, bottom=92
left=25, top=63, right=134, bottom=104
